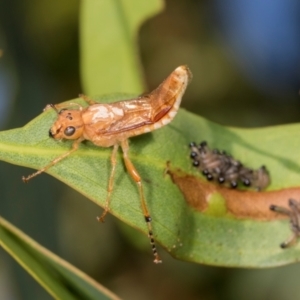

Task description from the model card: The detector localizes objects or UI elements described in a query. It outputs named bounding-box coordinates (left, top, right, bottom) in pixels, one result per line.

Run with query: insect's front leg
left=22, top=137, right=84, bottom=182
left=120, top=139, right=162, bottom=264
left=97, top=143, right=119, bottom=222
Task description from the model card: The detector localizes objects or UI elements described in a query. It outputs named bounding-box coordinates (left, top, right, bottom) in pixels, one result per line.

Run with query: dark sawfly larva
left=189, top=141, right=270, bottom=191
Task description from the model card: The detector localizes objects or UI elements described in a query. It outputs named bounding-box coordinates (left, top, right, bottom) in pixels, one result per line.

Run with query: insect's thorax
left=82, top=102, right=143, bottom=147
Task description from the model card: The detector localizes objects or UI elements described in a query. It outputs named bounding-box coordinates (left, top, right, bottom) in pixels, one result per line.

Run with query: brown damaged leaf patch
left=167, top=165, right=300, bottom=220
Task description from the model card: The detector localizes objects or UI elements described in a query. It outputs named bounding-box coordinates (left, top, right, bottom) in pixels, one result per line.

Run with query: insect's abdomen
left=137, top=65, right=192, bottom=135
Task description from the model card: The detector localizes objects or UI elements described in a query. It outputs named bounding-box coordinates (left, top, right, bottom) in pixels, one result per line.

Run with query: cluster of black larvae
left=270, top=199, right=300, bottom=248
left=189, top=141, right=270, bottom=190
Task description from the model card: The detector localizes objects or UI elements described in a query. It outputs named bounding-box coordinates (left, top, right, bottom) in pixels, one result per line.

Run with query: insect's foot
left=22, top=176, right=29, bottom=183
left=280, top=242, right=288, bottom=249
left=153, top=256, right=162, bottom=264
left=97, top=210, right=109, bottom=223
left=96, top=216, right=105, bottom=223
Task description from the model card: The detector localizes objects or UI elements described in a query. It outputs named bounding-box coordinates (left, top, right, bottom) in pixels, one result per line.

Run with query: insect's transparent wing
left=101, top=98, right=156, bottom=134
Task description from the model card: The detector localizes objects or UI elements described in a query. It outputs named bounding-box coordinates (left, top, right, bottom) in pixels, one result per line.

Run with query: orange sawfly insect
left=189, top=141, right=270, bottom=190
left=270, top=199, right=300, bottom=248
left=22, top=65, right=192, bottom=263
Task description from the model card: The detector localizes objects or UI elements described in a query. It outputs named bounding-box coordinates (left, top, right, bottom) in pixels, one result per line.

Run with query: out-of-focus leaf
left=0, top=216, right=120, bottom=300
left=80, top=0, right=164, bottom=95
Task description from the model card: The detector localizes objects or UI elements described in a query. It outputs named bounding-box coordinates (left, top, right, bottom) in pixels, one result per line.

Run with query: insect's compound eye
left=64, top=126, right=76, bottom=136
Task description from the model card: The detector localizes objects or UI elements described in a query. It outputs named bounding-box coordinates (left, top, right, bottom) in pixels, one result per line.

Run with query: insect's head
left=252, top=165, right=270, bottom=191
left=49, top=108, right=84, bottom=140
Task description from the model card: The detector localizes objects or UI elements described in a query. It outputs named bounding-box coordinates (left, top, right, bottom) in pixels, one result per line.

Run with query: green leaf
left=80, top=0, right=164, bottom=95
left=0, top=216, right=120, bottom=300
left=0, top=95, right=300, bottom=268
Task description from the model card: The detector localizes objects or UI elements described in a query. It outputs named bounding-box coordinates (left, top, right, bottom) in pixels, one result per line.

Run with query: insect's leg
left=120, top=139, right=162, bottom=264
left=22, top=138, right=83, bottom=182
left=97, top=143, right=119, bottom=222
left=280, top=234, right=297, bottom=248
left=269, top=204, right=291, bottom=215
left=79, top=94, right=98, bottom=105
left=270, top=203, right=299, bottom=248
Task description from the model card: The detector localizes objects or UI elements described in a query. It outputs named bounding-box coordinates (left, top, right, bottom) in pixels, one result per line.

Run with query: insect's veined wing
left=82, top=98, right=157, bottom=141
left=104, top=65, right=192, bottom=135
left=147, top=65, right=192, bottom=122
left=85, top=65, right=192, bottom=136
left=100, top=97, right=155, bottom=134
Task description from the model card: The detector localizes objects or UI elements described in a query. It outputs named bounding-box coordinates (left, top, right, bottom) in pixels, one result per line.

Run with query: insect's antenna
left=120, top=139, right=162, bottom=264
left=50, top=104, right=59, bottom=113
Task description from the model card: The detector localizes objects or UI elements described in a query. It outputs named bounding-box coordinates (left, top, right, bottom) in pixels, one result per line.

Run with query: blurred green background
left=1, top=0, right=300, bottom=299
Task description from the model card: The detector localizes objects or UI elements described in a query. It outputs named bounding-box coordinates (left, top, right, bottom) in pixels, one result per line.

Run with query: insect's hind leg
left=97, top=143, right=119, bottom=222
left=120, top=139, right=162, bottom=264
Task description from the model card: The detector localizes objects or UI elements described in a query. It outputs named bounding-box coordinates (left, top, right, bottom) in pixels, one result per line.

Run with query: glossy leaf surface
left=0, top=95, right=299, bottom=267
